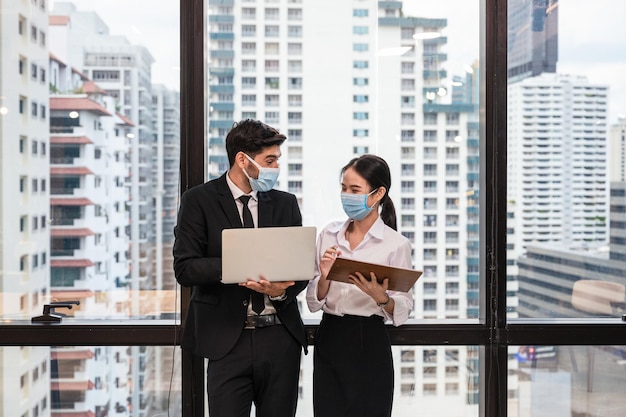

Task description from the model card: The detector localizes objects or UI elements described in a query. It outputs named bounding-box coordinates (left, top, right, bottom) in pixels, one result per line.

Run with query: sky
left=403, top=0, right=626, bottom=123
left=52, top=0, right=626, bottom=123
left=558, top=0, right=626, bottom=122
left=50, top=0, right=181, bottom=91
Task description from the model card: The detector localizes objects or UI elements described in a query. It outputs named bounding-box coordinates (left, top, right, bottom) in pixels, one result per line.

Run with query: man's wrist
left=269, top=291, right=287, bottom=301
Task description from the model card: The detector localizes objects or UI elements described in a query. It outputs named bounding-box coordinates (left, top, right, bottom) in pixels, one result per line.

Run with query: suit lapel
left=215, top=174, right=244, bottom=228
left=257, top=192, right=274, bottom=227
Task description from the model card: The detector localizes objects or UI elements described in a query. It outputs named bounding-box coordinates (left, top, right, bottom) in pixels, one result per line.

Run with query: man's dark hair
left=225, top=119, right=286, bottom=166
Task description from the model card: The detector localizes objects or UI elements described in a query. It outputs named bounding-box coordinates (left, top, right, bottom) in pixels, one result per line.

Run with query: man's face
left=244, top=144, right=281, bottom=178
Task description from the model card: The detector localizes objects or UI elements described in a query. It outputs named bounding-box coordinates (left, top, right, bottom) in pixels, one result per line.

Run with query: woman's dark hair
left=341, top=154, right=397, bottom=230
left=225, top=119, right=286, bottom=166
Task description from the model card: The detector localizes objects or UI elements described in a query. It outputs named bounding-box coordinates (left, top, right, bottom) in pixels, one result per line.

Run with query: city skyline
left=53, top=0, right=626, bottom=124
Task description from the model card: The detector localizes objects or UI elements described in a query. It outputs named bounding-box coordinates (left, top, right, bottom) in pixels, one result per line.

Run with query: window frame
left=2, top=2, right=626, bottom=417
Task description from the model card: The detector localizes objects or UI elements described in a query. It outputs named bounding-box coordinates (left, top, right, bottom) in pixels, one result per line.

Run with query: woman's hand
left=317, top=245, right=341, bottom=300
left=320, top=245, right=341, bottom=280
left=348, top=271, right=390, bottom=305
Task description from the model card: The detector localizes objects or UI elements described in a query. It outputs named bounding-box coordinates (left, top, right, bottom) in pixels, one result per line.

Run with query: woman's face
left=341, top=166, right=386, bottom=206
left=341, top=167, right=371, bottom=195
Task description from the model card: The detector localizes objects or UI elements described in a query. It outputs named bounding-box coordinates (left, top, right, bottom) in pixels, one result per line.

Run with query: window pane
left=507, top=0, right=626, bottom=319
left=0, top=346, right=181, bottom=416
left=0, top=1, right=180, bottom=320
left=207, top=1, right=481, bottom=323
left=509, top=345, right=626, bottom=416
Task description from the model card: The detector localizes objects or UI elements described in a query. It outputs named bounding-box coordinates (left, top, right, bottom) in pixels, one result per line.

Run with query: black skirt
left=313, top=313, right=394, bottom=417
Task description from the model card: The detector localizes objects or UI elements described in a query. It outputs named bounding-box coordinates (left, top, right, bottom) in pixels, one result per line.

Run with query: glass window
left=507, top=0, right=625, bottom=320
left=241, top=24, right=256, bottom=37
left=509, top=345, right=626, bottom=416
left=0, top=0, right=181, bottom=322
left=0, top=346, right=181, bottom=417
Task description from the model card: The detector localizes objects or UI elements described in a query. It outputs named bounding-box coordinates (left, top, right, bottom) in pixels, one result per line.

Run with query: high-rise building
left=147, top=85, right=183, bottom=416
left=516, top=180, right=626, bottom=318
left=0, top=1, right=52, bottom=416
left=0, top=0, right=51, bottom=317
left=48, top=14, right=136, bottom=414
left=609, top=116, right=626, bottom=183
left=508, top=0, right=559, bottom=82
left=151, top=84, right=180, bottom=293
left=51, top=3, right=161, bottom=310
left=506, top=0, right=561, bottom=320
left=508, top=73, right=609, bottom=264
left=47, top=4, right=180, bottom=415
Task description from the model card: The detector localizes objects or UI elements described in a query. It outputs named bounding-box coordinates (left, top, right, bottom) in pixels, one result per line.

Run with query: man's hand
left=240, top=276, right=295, bottom=298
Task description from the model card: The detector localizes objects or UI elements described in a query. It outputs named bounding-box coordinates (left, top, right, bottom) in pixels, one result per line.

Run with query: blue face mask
left=341, top=189, right=378, bottom=221
left=243, top=153, right=280, bottom=192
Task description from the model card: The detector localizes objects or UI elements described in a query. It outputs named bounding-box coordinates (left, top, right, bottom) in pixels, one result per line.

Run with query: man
left=173, top=120, right=308, bottom=417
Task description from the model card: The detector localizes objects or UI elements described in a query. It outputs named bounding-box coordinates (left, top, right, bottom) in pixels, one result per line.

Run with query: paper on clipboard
left=327, top=257, right=422, bottom=292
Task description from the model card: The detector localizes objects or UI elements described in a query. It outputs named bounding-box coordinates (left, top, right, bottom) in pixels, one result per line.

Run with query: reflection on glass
left=1, top=0, right=179, bottom=320
left=509, top=345, right=626, bottom=417
left=0, top=346, right=181, bottom=416
left=507, top=1, right=626, bottom=319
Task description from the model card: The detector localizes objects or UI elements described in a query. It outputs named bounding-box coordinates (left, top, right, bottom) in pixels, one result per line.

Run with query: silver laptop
left=221, top=226, right=317, bottom=283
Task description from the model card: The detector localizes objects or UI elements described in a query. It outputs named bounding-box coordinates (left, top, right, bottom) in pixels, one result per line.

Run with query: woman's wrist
left=376, top=293, right=390, bottom=307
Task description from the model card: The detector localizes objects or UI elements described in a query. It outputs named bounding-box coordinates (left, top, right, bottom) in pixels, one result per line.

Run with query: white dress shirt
left=306, top=218, right=414, bottom=326
left=226, top=171, right=258, bottom=227
left=226, top=171, right=276, bottom=315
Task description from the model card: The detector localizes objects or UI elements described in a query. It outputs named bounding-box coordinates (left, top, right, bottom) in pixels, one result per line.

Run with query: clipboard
left=327, top=257, right=422, bottom=292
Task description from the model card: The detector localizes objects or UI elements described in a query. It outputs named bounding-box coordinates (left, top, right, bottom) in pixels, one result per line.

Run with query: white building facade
left=0, top=1, right=52, bottom=416
left=508, top=73, right=609, bottom=266
left=51, top=2, right=160, bottom=307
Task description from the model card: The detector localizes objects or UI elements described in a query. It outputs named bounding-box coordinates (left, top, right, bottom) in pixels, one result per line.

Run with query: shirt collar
left=329, top=217, right=386, bottom=240
left=226, top=170, right=258, bottom=201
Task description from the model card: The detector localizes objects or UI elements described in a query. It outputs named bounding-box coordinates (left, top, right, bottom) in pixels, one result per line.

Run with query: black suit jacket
left=173, top=173, right=308, bottom=360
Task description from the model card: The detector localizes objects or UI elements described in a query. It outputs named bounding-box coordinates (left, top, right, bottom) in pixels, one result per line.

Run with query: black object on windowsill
left=31, top=301, right=80, bottom=324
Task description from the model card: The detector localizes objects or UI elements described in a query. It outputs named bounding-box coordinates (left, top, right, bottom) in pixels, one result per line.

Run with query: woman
left=306, top=154, right=414, bottom=417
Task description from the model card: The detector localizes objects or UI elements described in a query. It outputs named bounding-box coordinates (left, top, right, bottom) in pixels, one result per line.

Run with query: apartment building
left=609, top=117, right=626, bottom=183
left=151, top=84, right=181, bottom=293
left=507, top=73, right=609, bottom=269
left=0, top=1, right=52, bottom=416
left=50, top=3, right=161, bottom=307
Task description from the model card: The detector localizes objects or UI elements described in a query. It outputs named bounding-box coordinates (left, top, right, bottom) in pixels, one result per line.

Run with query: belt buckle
left=244, top=314, right=279, bottom=329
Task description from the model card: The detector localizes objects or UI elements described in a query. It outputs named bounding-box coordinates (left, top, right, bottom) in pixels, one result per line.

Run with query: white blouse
left=306, top=218, right=414, bottom=327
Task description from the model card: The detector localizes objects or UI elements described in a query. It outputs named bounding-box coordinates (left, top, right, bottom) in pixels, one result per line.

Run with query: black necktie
left=239, top=195, right=254, bottom=228
left=239, top=196, right=264, bottom=314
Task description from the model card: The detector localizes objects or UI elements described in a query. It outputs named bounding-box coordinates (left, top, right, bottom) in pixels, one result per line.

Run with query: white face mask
left=242, top=153, right=280, bottom=192
left=341, top=189, right=378, bottom=220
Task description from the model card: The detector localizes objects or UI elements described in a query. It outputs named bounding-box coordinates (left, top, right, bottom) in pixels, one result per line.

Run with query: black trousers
left=313, top=313, right=394, bottom=417
left=207, top=324, right=301, bottom=417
